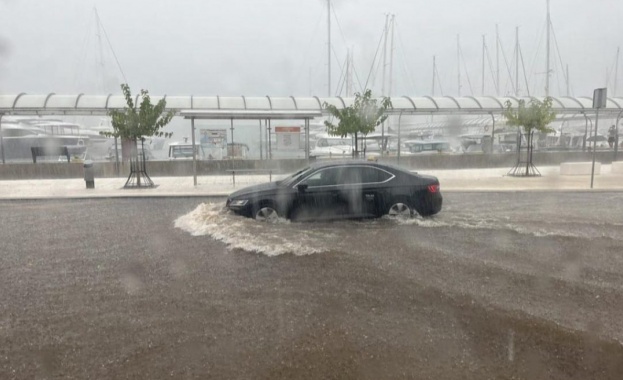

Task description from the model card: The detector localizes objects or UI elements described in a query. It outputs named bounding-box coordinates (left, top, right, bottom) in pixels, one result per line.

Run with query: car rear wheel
left=254, top=204, right=280, bottom=222
left=387, top=201, right=412, bottom=218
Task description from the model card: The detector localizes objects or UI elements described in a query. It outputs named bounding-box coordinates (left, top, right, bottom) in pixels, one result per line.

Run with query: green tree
left=503, top=97, right=557, bottom=176
left=323, top=90, right=392, bottom=157
left=101, top=84, right=175, bottom=187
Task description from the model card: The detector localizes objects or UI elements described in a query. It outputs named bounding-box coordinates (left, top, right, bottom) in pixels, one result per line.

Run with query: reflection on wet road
left=2, top=193, right=623, bottom=379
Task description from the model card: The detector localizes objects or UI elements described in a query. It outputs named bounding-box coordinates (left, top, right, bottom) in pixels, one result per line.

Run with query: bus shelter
left=179, top=110, right=322, bottom=186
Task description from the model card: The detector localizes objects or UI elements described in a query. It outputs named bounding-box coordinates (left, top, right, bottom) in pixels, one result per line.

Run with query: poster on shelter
left=275, top=126, right=301, bottom=150
left=200, top=129, right=227, bottom=159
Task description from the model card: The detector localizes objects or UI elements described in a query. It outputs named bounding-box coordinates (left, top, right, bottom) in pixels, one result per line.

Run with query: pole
left=490, top=112, right=496, bottom=153
left=591, top=109, right=599, bottom=189
left=614, top=110, right=622, bottom=161
left=432, top=56, right=436, bottom=96
left=482, top=35, right=486, bottom=95
left=546, top=0, right=551, bottom=97
left=327, top=0, right=331, bottom=96
left=380, top=14, right=389, bottom=156
left=191, top=117, right=197, bottom=186
left=259, top=120, right=263, bottom=160
left=305, top=119, right=310, bottom=164
left=230, top=118, right=235, bottom=159
left=268, top=119, right=272, bottom=160
left=0, top=113, right=5, bottom=164
left=582, top=114, right=587, bottom=152
left=496, top=24, right=500, bottom=96
left=264, top=119, right=269, bottom=159
left=457, top=34, right=461, bottom=96
left=397, top=111, right=403, bottom=164
left=114, top=136, right=120, bottom=176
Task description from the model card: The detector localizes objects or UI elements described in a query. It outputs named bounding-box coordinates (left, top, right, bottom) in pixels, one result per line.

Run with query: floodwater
left=1, top=193, right=623, bottom=379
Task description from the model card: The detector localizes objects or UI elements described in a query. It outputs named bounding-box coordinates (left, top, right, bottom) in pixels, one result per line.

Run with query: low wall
left=0, top=159, right=310, bottom=180
left=0, top=152, right=618, bottom=180
left=379, top=151, right=616, bottom=170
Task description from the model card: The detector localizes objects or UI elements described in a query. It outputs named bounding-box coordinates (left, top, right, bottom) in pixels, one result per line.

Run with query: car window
left=337, top=167, right=362, bottom=185
left=361, top=167, right=392, bottom=183
left=302, top=168, right=340, bottom=187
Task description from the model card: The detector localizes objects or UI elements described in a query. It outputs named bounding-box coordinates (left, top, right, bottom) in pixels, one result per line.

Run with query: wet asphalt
left=1, top=193, right=623, bottom=379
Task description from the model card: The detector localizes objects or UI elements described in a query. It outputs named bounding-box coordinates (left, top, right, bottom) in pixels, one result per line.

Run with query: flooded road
left=1, top=193, right=623, bottom=379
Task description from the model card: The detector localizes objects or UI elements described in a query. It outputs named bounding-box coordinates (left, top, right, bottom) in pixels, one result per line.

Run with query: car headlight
left=229, top=199, right=248, bottom=207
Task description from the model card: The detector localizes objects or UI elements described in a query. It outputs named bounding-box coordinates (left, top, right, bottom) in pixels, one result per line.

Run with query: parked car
left=226, top=161, right=442, bottom=221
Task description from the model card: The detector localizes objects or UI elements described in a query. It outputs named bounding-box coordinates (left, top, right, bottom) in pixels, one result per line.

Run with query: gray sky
left=1, top=0, right=622, bottom=98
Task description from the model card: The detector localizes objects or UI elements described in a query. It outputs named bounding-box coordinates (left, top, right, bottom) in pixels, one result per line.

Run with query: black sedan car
left=226, top=161, right=442, bottom=221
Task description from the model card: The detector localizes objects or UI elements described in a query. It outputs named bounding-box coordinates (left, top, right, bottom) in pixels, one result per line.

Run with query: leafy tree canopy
left=101, top=84, right=174, bottom=140
left=503, top=97, right=557, bottom=134
left=323, top=89, right=392, bottom=138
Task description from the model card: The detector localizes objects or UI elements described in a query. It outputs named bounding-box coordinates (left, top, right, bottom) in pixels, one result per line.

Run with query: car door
left=359, top=166, right=395, bottom=217
left=335, top=166, right=366, bottom=217
left=294, top=167, right=342, bottom=220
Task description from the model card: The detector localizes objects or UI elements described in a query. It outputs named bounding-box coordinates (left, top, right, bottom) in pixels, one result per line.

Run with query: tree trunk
left=354, top=133, right=358, bottom=158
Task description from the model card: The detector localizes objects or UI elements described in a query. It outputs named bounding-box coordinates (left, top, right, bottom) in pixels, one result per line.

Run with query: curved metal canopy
left=1, top=94, right=622, bottom=116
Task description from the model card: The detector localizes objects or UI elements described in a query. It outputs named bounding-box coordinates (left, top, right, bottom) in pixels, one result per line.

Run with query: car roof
left=308, top=160, right=410, bottom=174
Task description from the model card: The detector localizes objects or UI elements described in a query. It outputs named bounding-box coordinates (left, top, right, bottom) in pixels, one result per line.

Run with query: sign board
left=593, top=88, right=608, bottom=109
left=200, top=129, right=227, bottom=146
left=200, top=129, right=227, bottom=159
left=275, top=126, right=301, bottom=150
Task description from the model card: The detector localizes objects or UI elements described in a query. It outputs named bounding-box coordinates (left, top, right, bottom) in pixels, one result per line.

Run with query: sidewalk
left=0, top=166, right=621, bottom=200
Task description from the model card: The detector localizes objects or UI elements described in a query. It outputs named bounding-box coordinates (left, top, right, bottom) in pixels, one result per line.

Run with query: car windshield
left=279, top=166, right=313, bottom=187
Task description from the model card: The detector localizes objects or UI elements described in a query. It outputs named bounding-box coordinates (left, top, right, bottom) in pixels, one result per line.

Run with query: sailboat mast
left=345, top=51, right=350, bottom=97
left=566, top=64, right=570, bottom=97
left=482, top=35, right=486, bottom=95
left=615, top=47, right=620, bottom=97
left=432, top=55, right=436, bottom=96
left=381, top=14, right=389, bottom=96
left=327, top=0, right=331, bottom=96
left=496, top=24, right=500, bottom=96
left=388, top=15, right=395, bottom=97
left=545, top=0, right=551, bottom=97
left=457, top=34, right=461, bottom=96
left=94, top=8, right=106, bottom=92
left=515, top=26, right=519, bottom=96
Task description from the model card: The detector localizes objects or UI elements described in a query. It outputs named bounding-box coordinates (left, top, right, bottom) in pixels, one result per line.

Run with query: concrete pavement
left=0, top=165, right=621, bottom=199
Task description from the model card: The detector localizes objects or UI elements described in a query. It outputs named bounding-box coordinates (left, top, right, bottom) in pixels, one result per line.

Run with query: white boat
left=1, top=118, right=94, bottom=161
left=310, top=133, right=353, bottom=158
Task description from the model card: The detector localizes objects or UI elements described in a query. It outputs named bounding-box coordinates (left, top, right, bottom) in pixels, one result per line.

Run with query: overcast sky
left=1, top=0, right=622, bottom=98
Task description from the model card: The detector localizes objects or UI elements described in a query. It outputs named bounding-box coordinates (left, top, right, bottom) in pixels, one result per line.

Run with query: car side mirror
left=297, top=183, right=308, bottom=193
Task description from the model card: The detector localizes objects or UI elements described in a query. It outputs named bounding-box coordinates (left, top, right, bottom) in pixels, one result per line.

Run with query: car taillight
left=427, top=184, right=439, bottom=193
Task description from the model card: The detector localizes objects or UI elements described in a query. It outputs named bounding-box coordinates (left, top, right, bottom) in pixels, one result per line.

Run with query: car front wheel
left=253, top=204, right=280, bottom=222
left=387, top=200, right=413, bottom=218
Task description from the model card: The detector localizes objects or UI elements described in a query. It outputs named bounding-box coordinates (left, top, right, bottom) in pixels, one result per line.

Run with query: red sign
left=275, top=126, right=301, bottom=133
